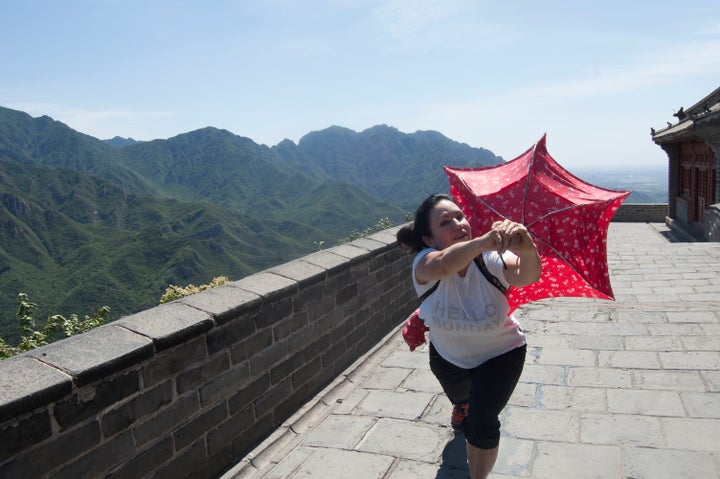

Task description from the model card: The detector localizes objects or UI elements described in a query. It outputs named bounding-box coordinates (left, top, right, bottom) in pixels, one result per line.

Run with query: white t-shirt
left=412, top=248, right=526, bottom=369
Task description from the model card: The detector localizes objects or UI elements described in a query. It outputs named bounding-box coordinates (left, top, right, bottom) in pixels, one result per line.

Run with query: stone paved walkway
left=221, top=223, right=720, bottom=479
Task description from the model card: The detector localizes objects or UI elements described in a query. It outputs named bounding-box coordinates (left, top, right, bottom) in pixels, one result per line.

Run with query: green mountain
left=0, top=158, right=331, bottom=341
left=0, top=105, right=502, bottom=341
left=290, top=125, right=503, bottom=209
left=0, top=107, right=152, bottom=195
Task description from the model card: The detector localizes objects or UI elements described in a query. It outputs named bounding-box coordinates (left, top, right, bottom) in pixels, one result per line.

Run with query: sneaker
left=451, top=402, right=468, bottom=429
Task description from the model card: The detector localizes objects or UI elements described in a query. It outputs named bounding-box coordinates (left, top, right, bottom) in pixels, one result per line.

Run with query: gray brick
left=174, top=402, right=227, bottom=451
left=273, top=310, right=309, bottom=341
left=305, top=291, right=337, bottom=320
left=50, top=429, right=135, bottom=479
left=269, top=351, right=303, bottom=386
left=322, top=340, right=348, bottom=371
left=207, top=314, right=256, bottom=355
left=200, top=362, right=251, bottom=406
left=254, top=378, right=292, bottom=422
left=0, top=420, right=101, bottom=478
left=133, top=393, right=200, bottom=447
left=177, top=351, right=230, bottom=395
left=292, top=282, right=325, bottom=313
left=254, top=297, right=293, bottom=330
left=301, top=333, right=331, bottom=363
left=106, top=436, right=173, bottom=479
left=228, top=373, right=270, bottom=414
left=233, top=415, right=274, bottom=456
left=317, top=308, right=347, bottom=333
left=291, top=356, right=323, bottom=390
left=54, top=371, right=140, bottom=430
left=249, top=339, right=289, bottom=375
left=0, top=409, right=52, bottom=461
left=281, top=323, right=320, bottom=361
left=143, top=336, right=208, bottom=388
left=148, top=438, right=207, bottom=479
left=230, top=328, right=273, bottom=363
left=101, top=380, right=174, bottom=437
left=273, top=385, right=315, bottom=425
left=206, top=407, right=255, bottom=457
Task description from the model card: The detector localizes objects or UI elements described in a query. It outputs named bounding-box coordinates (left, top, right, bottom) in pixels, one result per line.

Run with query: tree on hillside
left=0, top=293, right=109, bottom=360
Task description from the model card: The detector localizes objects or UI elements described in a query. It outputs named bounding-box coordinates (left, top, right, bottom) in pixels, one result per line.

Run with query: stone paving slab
left=221, top=223, right=720, bottom=479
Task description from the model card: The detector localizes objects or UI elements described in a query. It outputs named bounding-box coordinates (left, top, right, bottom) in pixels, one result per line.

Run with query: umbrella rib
left=454, top=173, right=511, bottom=221
left=520, top=142, right=539, bottom=225
left=479, top=199, right=510, bottom=221
left=524, top=199, right=617, bottom=228
left=525, top=204, right=578, bottom=227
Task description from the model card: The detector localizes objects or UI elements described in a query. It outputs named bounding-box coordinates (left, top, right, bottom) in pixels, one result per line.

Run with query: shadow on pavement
left=434, top=431, right=469, bottom=479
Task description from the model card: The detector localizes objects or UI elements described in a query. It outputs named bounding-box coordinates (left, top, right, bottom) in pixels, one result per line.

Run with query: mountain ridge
left=1, top=105, right=665, bottom=341
left=0, top=105, right=501, bottom=339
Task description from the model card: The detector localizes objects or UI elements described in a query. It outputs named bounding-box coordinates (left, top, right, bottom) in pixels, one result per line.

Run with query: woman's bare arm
left=496, top=221, right=542, bottom=287
left=415, top=230, right=503, bottom=284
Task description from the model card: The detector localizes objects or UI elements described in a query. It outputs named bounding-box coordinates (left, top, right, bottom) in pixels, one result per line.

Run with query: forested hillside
left=0, top=106, right=502, bottom=340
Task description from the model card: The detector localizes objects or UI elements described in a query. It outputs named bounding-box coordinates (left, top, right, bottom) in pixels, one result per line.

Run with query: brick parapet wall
left=0, top=227, right=416, bottom=479
left=612, top=203, right=668, bottom=223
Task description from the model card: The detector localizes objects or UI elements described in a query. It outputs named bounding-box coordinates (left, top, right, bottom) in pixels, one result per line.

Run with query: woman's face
left=422, top=199, right=472, bottom=250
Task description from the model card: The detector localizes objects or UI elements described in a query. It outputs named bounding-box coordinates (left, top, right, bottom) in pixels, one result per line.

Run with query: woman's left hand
left=491, top=219, right=536, bottom=255
left=492, top=219, right=542, bottom=286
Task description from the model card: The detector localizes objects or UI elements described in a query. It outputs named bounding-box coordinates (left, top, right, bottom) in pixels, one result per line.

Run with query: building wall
left=0, top=206, right=671, bottom=478
left=662, top=143, right=682, bottom=220
left=705, top=204, right=720, bottom=242
left=657, top=137, right=719, bottom=241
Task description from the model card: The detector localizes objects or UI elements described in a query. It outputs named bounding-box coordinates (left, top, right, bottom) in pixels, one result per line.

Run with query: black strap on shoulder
left=419, top=281, right=440, bottom=303
left=418, top=254, right=507, bottom=303
left=474, top=254, right=507, bottom=295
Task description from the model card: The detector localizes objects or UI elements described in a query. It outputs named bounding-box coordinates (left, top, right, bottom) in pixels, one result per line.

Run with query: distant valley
left=573, top=167, right=668, bottom=204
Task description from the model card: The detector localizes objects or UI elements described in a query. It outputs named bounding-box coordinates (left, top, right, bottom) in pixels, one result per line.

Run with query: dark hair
left=396, top=193, right=454, bottom=254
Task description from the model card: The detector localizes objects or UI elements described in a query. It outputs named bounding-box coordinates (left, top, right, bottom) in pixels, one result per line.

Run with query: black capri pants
left=429, top=342, right=526, bottom=449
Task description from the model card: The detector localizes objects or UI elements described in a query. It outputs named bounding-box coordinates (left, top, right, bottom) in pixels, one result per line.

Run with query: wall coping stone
left=178, top=285, right=262, bottom=325
left=348, top=237, right=388, bottom=251
left=0, top=355, right=72, bottom=422
left=301, top=250, right=354, bottom=270
left=266, top=259, right=328, bottom=286
left=25, top=325, right=153, bottom=387
left=326, top=243, right=372, bottom=262
left=367, top=229, right=400, bottom=245
left=229, top=272, right=298, bottom=301
left=115, top=302, right=214, bottom=350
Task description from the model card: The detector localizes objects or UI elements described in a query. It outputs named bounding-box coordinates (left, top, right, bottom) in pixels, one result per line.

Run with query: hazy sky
left=2, top=0, right=719, bottom=171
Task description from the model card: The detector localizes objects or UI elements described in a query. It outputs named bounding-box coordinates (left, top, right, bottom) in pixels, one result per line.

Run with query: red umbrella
left=445, top=134, right=630, bottom=314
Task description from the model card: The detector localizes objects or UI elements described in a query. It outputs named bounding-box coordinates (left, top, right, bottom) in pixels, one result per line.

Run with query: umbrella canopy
left=445, top=134, right=630, bottom=313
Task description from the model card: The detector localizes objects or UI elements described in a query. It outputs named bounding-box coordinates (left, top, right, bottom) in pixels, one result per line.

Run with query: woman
left=397, top=193, right=541, bottom=479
